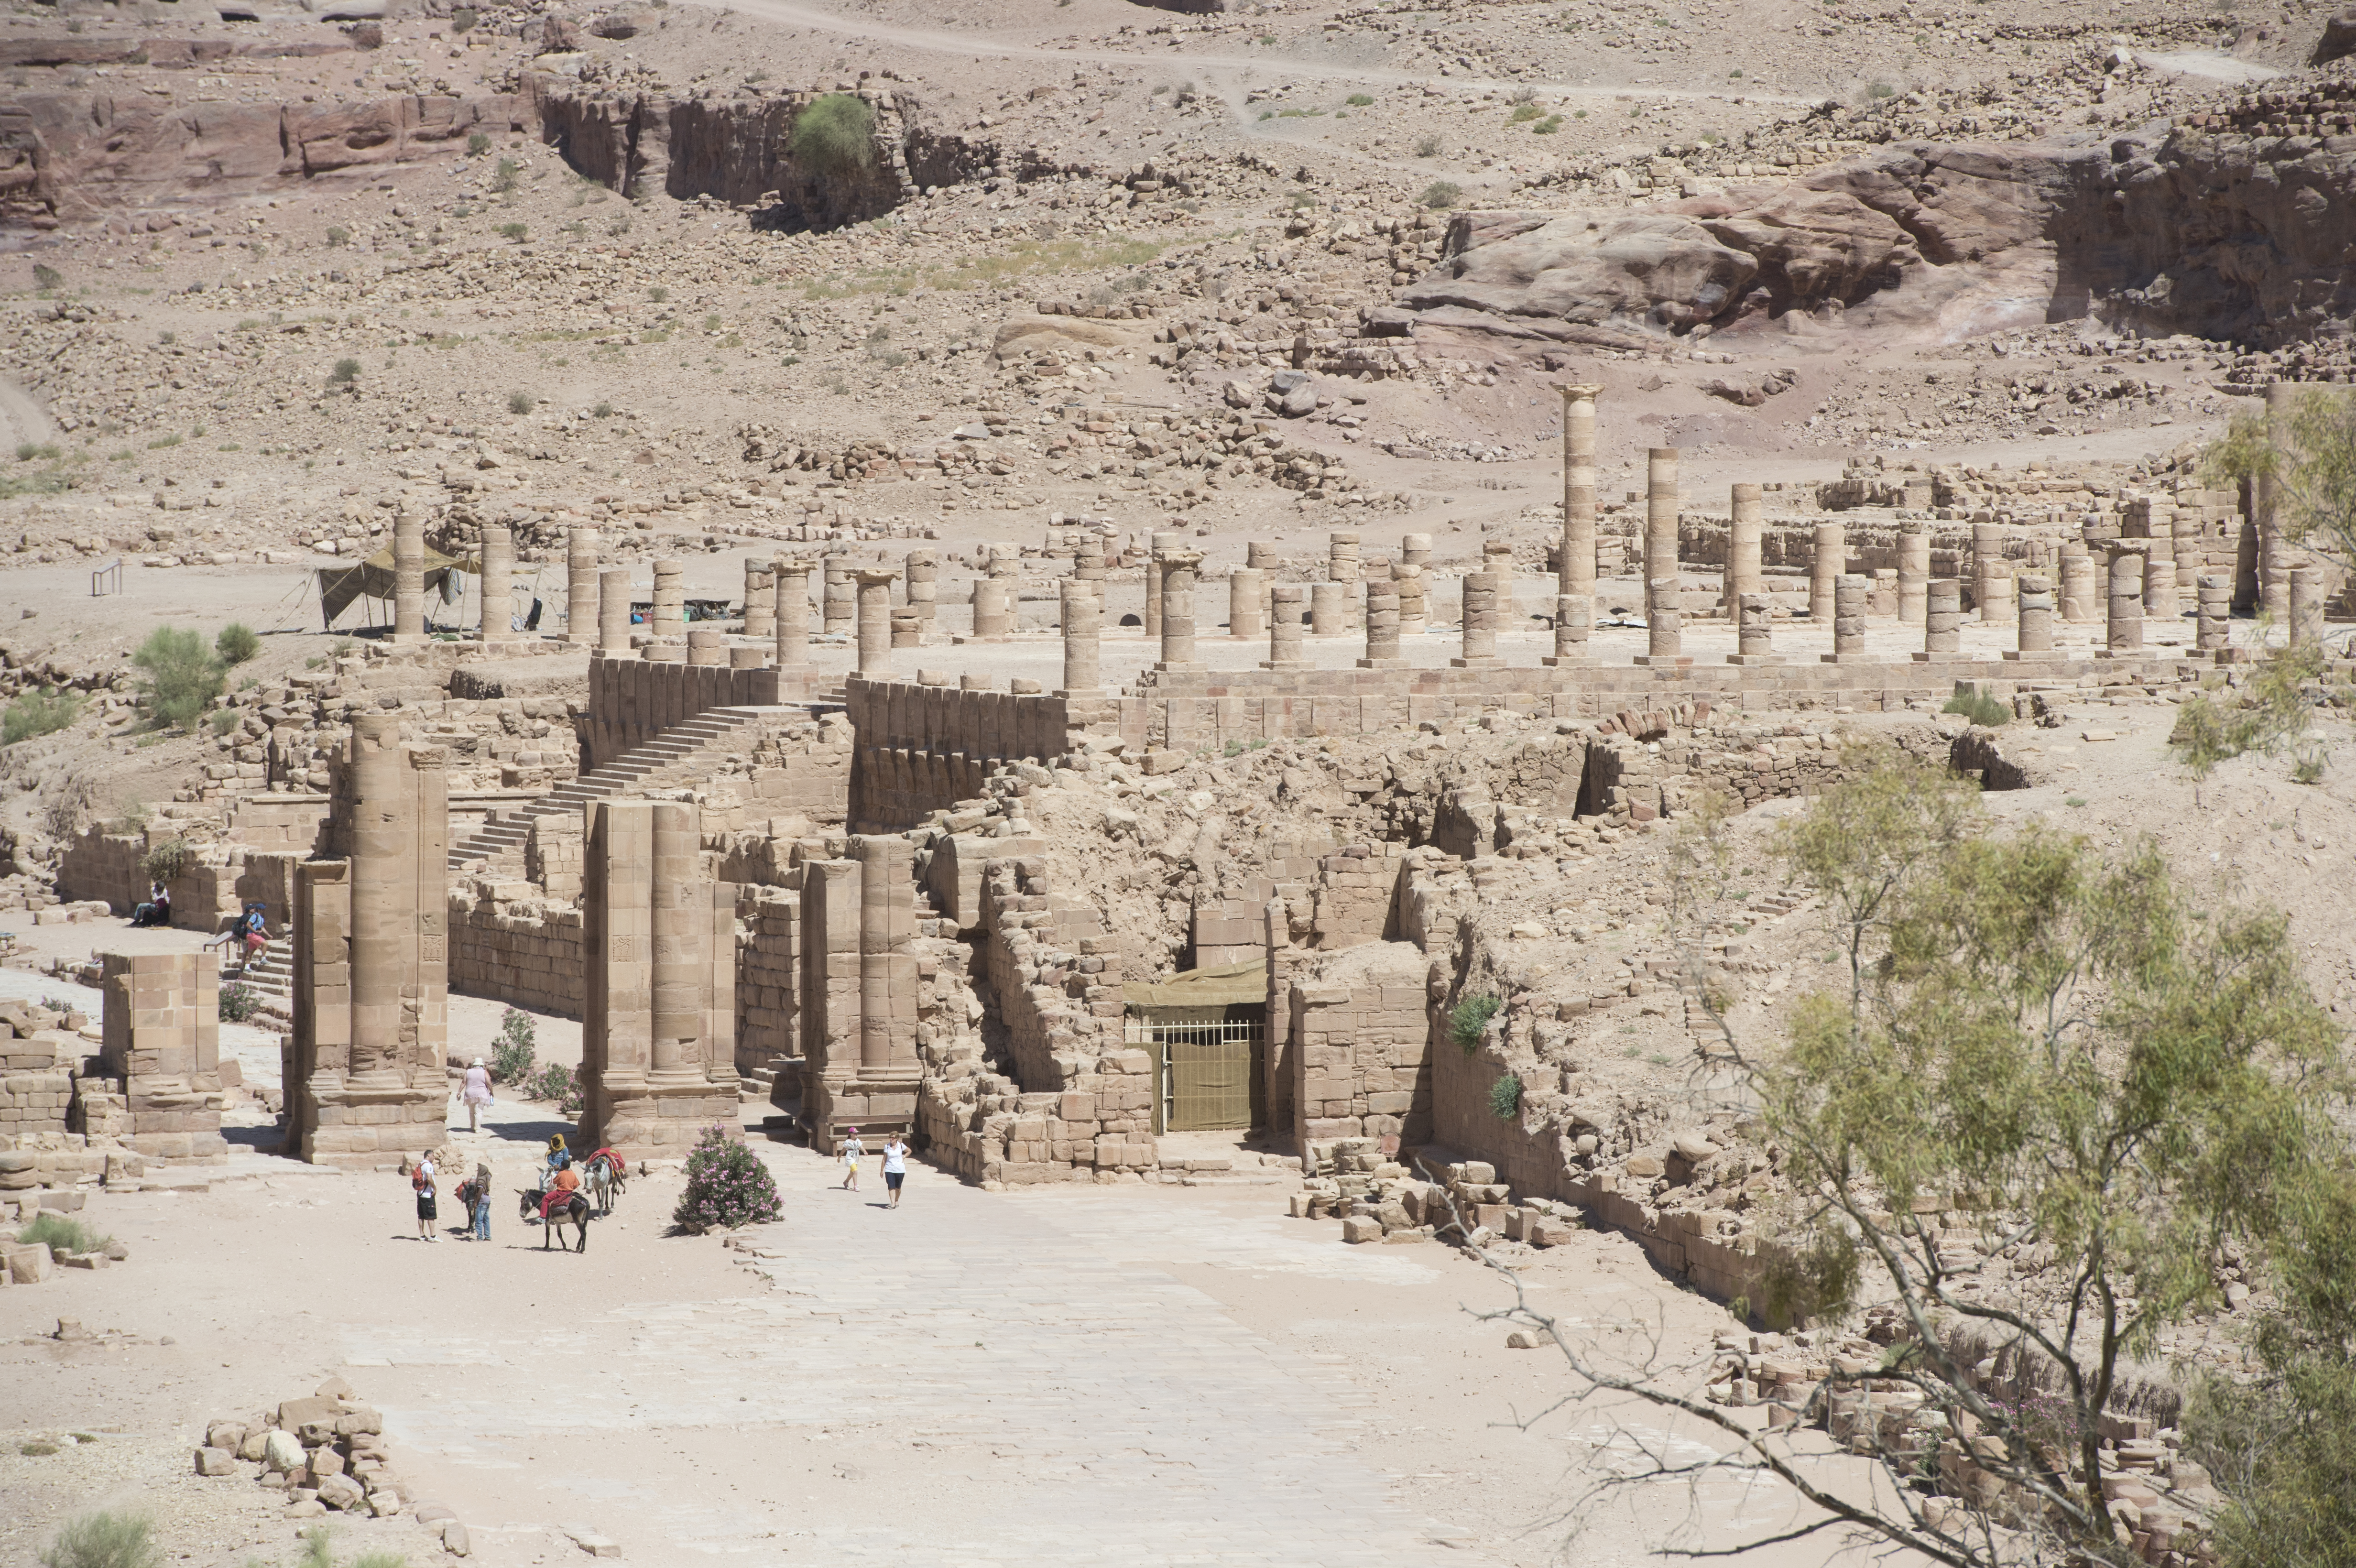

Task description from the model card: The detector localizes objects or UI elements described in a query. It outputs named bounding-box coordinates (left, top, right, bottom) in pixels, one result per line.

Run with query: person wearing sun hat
left=839, top=1126, right=865, bottom=1193
left=460, top=1056, right=494, bottom=1133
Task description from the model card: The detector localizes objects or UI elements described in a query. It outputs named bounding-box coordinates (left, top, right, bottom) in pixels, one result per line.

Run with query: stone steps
left=445, top=705, right=816, bottom=871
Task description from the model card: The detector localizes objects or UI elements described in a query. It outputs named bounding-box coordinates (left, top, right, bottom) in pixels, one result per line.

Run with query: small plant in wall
left=1449, top=993, right=1501, bottom=1053
left=1489, top=1073, right=1523, bottom=1121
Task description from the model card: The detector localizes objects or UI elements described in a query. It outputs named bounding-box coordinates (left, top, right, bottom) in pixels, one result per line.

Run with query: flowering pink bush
left=673, top=1125, right=781, bottom=1233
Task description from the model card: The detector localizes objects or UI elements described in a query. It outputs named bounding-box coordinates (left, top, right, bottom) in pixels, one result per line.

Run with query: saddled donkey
left=518, top=1187, right=592, bottom=1252
left=580, top=1149, right=628, bottom=1217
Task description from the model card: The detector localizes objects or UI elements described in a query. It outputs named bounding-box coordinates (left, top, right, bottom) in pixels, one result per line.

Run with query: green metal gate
left=1128, top=1007, right=1263, bottom=1133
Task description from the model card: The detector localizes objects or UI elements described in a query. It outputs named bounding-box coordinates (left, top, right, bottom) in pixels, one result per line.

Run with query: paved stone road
left=355, top=1139, right=1500, bottom=1566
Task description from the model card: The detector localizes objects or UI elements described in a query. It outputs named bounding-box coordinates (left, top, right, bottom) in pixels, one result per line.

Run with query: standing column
left=1646, top=579, right=1681, bottom=659
left=773, top=558, right=811, bottom=667
left=1060, top=578, right=1101, bottom=694
left=2171, top=507, right=2203, bottom=590
left=1810, top=522, right=1844, bottom=624
left=1544, top=595, right=1590, bottom=667
left=853, top=567, right=896, bottom=675
left=1559, top=385, right=1600, bottom=609
left=1456, top=571, right=1500, bottom=665
left=743, top=557, right=775, bottom=641
left=392, top=506, right=425, bottom=644
left=1360, top=577, right=1402, bottom=667
left=822, top=555, right=853, bottom=637
left=598, top=567, right=633, bottom=655
left=1309, top=581, right=1345, bottom=636
left=1898, top=522, right=1931, bottom=626
left=2107, top=550, right=2145, bottom=653
left=905, top=549, right=938, bottom=628
left=566, top=524, right=600, bottom=646
left=347, top=714, right=407, bottom=1078
left=2233, top=514, right=2261, bottom=616
left=650, top=558, right=685, bottom=647
left=855, top=835, right=918, bottom=1080
left=2259, top=381, right=2294, bottom=618
left=2061, top=544, right=2098, bottom=623
left=1723, top=482, right=1762, bottom=619
left=1646, top=447, right=1680, bottom=628
left=971, top=577, right=1012, bottom=640
left=889, top=609, right=921, bottom=649
left=686, top=627, right=728, bottom=667
left=1229, top=568, right=1266, bottom=640
left=2016, top=574, right=2055, bottom=655
left=2144, top=541, right=2178, bottom=624
left=1328, top=532, right=1362, bottom=628
left=1145, top=530, right=1179, bottom=641
left=477, top=523, right=515, bottom=644
left=2290, top=565, right=2325, bottom=647
left=648, top=800, right=705, bottom=1078
left=1266, top=584, right=1305, bottom=668
left=1825, top=573, right=1867, bottom=660
left=1923, top=579, right=1962, bottom=658
left=1972, top=524, right=2004, bottom=621
left=1731, top=593, right=1778, bottom=664
left=1074, top=533, right=1107, bottom=584
left=2196, top=574, right=2232, bottom=652
left=1158, top=549, right=1203, bottom=669
left=1395, top=564, right=1428, bottom=638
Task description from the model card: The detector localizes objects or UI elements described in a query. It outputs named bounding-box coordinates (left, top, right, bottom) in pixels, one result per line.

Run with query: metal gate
left=1127, top=1009, right=1263, bottom=1133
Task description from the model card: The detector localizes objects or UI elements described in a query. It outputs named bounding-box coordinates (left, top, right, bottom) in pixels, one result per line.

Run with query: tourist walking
left=460, top=1056, right=494, bottom=1133
left=412, top=1152, right=439, bottom=1242
left=882, top=1134, right=908, bottom=1209
left=839, top=1128, right=864, bottom=1193
left=457, top=1163, right=492, bottom=1242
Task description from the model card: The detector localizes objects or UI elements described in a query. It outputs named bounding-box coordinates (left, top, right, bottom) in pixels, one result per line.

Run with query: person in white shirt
left=882, top=1135, right=909, bottom=1209
left=840, top=1128, right=864, bottom=1193
left=412, top=1153, right=439, bottom=1242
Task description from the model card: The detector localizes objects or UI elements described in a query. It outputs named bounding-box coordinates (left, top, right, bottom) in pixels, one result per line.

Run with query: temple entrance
left=1124, top=961, right=1267, bottom=1134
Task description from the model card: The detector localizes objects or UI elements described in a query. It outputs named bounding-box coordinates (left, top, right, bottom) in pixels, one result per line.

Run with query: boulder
left=206, top=1421, right=245, bottom=1452
left=307, top=1448, right=345, bottom=1481
left=262, top=1429, right=305, bottom=1474
left=1399, top=211, right=1759, bottom=333
left=2316, top=8, right=2356, bottom=64
left=315, top=1472, right=367, bottom=1512
left=588, top=11, right=644, bottom=37
left=1340, top=1214, right=1382, bottom=1243
left=539, top=13, right=581, bottom=48
left=441, top=1521, right=472, bottom=1557
left=1275, top=383, right=1317, bottom=418
left=6, top=1244, right=52, bottom=1284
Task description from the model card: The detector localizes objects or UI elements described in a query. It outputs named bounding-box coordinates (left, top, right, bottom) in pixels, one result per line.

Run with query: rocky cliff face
left=527, top=77, right=993, bottom=231
left=1398, top=112, right=2356, bottom=349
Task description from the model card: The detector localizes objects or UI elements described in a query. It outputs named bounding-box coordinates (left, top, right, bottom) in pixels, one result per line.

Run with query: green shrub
left=1508, top=103, right=1541, bottom=123
left=790, top=93, right=877, bottom=177
left=218, top=981, right=260, bottom=1023
left=32, top=263, right=62, bottom=292
left=450, top=5, right=476, bottom=29
left=1420, top=180, right=1461, bottom=209
left=2170, top=644, right=2332, bottom=778
left=466, top=131, right=491, bottom=156
left=215, top=623, right=261, bottom=666
left=490, top=1007, right=536, bottom=1081
left=648, top=286, right=668, bottom=303
left=1941, top=690, right=2009, bottom=727
left=4, top=686, right=85, bottom=745
left=527, top=1061, right=575, bottom=1103
left=497, top=222, right=528, bottom=242
left=492, top=157, right=520, bottom=193
left=328, top=358, right=360, bottom=387
left=673, top=1124, right=782, bottom=1232
left=1533, top=114, right=1563, bottom=134
left=19, top=1212, right=111, bottom=1255
left=1414, top=133, right=1441, bottom=157
left=1867, top=80, right=1895, bottom=98
left=39, top=1510, right=156, bottom=1568
left=1345, top=92, right=1374, bottom=106
left=507, top=390, right=536, bottom=415
left=1489, top=1073, right=1523, bottom=1121
left=325, top=225, right=350, bottom=248
left=139, top=837, right=194, bottom=883
left=132, top=627, right=223, bottom=730
left=1448, top=993, right=1501, bottom=1051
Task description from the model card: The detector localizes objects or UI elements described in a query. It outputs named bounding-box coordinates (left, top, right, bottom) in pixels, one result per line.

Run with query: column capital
left=851, top=566, right=899, bottom=587
left=1556, top=383, right=1603, bottom=405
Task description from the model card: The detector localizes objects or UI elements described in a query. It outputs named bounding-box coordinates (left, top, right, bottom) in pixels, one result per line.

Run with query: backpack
left=412, top=1165, right=430, bottom=1193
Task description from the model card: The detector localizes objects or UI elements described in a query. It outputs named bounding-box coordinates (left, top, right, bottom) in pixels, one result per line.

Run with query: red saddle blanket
left=583, top=1148, right=622, bottom=1176
left=539, top=1188, right=581, bottom=1221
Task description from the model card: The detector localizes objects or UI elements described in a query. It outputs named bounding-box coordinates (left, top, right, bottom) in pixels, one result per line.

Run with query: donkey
left=580, top=1149, right=627, bottom=1217
left=518, top=1187, right=592, bottom=1252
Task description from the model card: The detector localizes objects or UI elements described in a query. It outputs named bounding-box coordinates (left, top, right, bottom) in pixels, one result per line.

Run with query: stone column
left=853, top=566, right=896, bottom=675
left=686, top=627, right=728, bottom=666
left=1646, top=577, right=1681, bottom=660
left=1543, top=594, right=1590, bottom=667
left=2144, top=544, right=2178, bottom=624
left=731, top=559, right=768, bottom=642
left=649, top=800, right=705, bottom=1078
left=890, top=608, right=921, bottom=648
left=2197, top=573, right=2232, bottom=652
left=1731, top=592, right=1777, bottom=664
left=773, top=558, right=811, bottom=666
left=1826, top=573, right=1867, bottom=659
left=1074, top=534, right=1107, bottom=583
left=1971, top=524, right=2004, bottom=621
left=392, top=505, right=425, bottom=644
left=1723, top=482, right=1762, bottom=619
left=2171, top=506, right=2204, bottom=590
left=1898, top=522, right=1931, bottom=626
left=905, top=549, right=938, bottom=628
left=1646, top=449, right=1680, bottom=616
left=1145, top=530, right=1179, bottom=640
left=1229, top=567, right=1265, bottom=640
left=1457, top=571, right=1500, bottom=665
left=1266, top=584, right=1305, bottom=668
left=971, top=576, right=1012, bottom=640
left=1158, top=548, right=1203, bottom=669
left=598, top=567, right=633, bottom=655
left=650, top=557, right=685, bottom=648
left=2016, top=573, right=2055, bottom=655
left=1328, top=531, right=1362, bottom=629
left=822, top=555, right=853, bottom=637
left=1395, top=564, right=1428, bottom=637
left=474, top=522, right=514, bottom=642
left=348, top=713, right=409, bottom=1080
left=1871, top=568, right=1898, bottom=618
left=1401, top=533, right=1432, bottom=573
left=566, top=524, right=600, bottom=646
left=1307, top=581, right=1343, bottom=636
left=1061, top=578, right=1101, bottom=694
left=1559, top=384, right=1600, bottom=607
left=2061, top=544, right=2098, bottom=623
left=2107, top=550, right=2145, bottom=653
left=2290, top=565, right=2325, bottom=647
left=1360, top=577, right=1402, bottom=667
left=1810, top=522, right=1844, bottom=623
left=855, top=835, right=919, bottom=1081
left=2233, top=514, right=2261, bottom=616
left=1923, top=578, right=1962, bottom=657
left=2260, top=381, right=2294, bottom=618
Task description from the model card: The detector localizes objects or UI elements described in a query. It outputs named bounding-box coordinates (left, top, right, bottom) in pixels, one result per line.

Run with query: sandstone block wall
left=583, top=655, right=835, bottom=769
left=1289, top=968, right=1432, bottom=1154
left=845, top=674, right=1144, bottom=831
left=97, top=952, right=227, bottom=1165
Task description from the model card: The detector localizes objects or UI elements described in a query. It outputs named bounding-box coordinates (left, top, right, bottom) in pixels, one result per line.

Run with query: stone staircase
left=445, top=704, right=815, bottom=872
left=229, top=943, right=294, bottom=1001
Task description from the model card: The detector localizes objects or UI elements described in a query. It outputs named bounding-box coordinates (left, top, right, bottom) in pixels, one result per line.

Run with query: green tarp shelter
left=315, top=544, right=481, bottom=631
